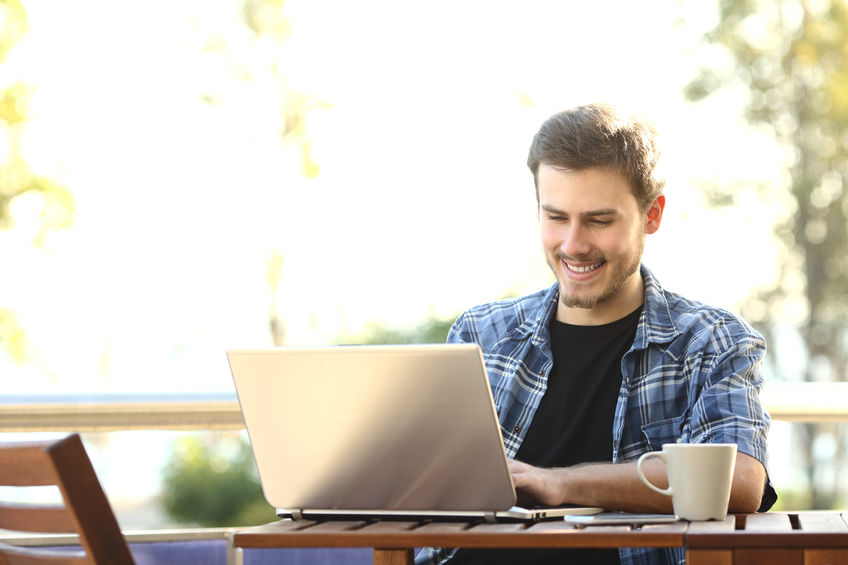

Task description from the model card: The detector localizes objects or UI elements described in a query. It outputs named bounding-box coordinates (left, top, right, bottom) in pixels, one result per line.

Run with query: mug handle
left=636, top=451, right=673, bottom=496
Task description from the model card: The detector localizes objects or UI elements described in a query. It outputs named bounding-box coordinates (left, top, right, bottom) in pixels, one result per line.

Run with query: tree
left=685, top=0, right=848, bottom=508
left=240, top=0, right=325, bottom=347
left=160, top=433, right=277, bottom=527
left=0, top=0, right=74, bottom=234
left=0, top=0, right=74, bottom=361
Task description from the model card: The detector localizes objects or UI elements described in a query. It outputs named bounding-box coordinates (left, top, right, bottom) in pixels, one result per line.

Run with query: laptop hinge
left=291, top=509, right=305, bottom=521
left=484, top=512, right=497, bottom=524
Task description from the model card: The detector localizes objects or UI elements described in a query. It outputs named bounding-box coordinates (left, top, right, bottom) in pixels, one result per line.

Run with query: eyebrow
left=540, top=205, right=619, bottom=218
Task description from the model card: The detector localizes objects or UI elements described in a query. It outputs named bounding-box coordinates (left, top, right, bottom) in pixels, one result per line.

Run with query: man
left=417, top=104, right=776, bottom=565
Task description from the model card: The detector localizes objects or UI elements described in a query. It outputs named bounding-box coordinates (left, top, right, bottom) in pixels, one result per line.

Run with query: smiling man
left=538, top=165, right=653, bottom=325
left=417, top=104, right=776, bottom=565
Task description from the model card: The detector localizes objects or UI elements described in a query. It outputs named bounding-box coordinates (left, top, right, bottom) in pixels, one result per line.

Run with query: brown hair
left=526, top=103, right=665, bottom=211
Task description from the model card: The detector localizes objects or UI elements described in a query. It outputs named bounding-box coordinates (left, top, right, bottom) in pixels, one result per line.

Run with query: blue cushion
left=129, top=539, right=229, bottom=565
left=242, top=548, right=373, bottom=565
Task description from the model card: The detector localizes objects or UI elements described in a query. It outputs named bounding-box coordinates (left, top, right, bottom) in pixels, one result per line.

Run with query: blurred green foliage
left=0, top=308, right=26, bottom=363
left=770, top=484, right=846, bottom=512
left=0, top=1, right=74, bottom=233
left=160, top=433, right=277, bottom=527
left=0, top=0, right=74, bottom=362
left=340, top=315, right=456, bottom=345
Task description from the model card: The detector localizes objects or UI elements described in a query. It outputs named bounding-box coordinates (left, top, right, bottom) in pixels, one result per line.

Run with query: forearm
left=510, top=457, right=672, bottom=512
left=509, top=453, right=766, bottom=513
left=557, top=460, right=674, bottom=513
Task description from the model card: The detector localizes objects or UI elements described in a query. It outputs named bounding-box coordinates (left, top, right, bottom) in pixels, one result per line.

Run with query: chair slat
left=0, top=503, right=78, bottom=533
left=45, top=435, right=135, bottom=565
left=0, top=434, right=135, bottom=565
left=0, top=443, right=60, bottom=486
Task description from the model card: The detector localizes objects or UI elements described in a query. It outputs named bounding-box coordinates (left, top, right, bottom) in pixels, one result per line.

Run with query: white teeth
left=565, top=261, right=604, bottom=273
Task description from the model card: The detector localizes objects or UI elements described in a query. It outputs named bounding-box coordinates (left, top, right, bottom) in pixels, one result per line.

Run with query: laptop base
left=279, top=505, right=604, bottom=524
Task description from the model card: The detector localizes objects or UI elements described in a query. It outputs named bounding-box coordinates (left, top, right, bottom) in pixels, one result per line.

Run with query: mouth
left=562, top=259, right=606, bottom=274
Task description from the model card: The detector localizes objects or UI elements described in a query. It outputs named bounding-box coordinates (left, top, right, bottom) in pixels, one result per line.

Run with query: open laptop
left=227, top=344, right=603, bottom=523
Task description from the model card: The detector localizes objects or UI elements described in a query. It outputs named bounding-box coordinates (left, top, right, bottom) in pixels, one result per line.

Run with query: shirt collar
left=514, top=265, right=680, bottom=350
left=634, top=264, right=680, bottom=349
left=508, top=283, right=559, bottom=350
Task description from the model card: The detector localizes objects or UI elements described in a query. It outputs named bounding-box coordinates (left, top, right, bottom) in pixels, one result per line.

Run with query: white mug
left=636, top=443, right=737, bottom=521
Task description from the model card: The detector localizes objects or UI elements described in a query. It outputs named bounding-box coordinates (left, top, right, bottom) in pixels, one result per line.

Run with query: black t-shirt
left=447, top=306, right=641, bottom=565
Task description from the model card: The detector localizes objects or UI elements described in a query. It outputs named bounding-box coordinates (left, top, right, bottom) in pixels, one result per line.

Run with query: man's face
left=537, top=165, right=660, bottom=323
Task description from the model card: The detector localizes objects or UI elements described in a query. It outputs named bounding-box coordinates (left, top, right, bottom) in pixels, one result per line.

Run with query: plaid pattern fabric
left=415, top=265, right=772, bottom=565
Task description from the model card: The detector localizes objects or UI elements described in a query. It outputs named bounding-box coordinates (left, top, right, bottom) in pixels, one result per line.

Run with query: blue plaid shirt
left=417, top=265, right=774, bottom=565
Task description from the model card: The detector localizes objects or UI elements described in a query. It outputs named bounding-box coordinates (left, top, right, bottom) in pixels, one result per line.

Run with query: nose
left=560, top=223, right=592, bottom=258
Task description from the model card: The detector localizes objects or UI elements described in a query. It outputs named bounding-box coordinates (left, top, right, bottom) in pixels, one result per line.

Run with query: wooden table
left=686, top=512, right=848, bottom=565
left=233, top=512, right=848, bottom=565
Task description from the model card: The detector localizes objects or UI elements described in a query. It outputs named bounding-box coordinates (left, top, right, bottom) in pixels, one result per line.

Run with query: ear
left=645, top=194, right=665, bottom=234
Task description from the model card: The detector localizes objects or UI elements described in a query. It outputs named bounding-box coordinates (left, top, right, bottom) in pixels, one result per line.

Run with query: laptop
left=227, top=344, right=603, bottom=522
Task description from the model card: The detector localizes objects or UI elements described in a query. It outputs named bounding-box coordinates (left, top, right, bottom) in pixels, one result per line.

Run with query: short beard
left=559, top=259, right=639, bottom=309
left=552, top=238, right=644, bottom=310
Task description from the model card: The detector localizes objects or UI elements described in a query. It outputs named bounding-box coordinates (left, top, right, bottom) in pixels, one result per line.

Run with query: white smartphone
left=565, top=512, right=679, bottom=525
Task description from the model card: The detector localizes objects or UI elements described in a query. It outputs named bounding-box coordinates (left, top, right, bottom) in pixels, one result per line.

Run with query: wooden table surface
left=234, top=512, right=848, bottom=565
left=686, top=512, right=848, bottom=565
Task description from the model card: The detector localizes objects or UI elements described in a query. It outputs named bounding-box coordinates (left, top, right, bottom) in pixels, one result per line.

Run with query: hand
left=507, top=459, right=567, bottom=507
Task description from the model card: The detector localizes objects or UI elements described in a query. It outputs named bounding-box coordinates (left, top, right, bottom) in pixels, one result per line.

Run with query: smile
left=564, top=260, right=605, bottom=274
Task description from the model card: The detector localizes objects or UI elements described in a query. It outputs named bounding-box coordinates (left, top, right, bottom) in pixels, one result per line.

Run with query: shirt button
left=513, top=425, right=521, bottom=434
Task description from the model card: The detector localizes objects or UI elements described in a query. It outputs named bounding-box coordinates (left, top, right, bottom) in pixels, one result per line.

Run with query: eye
left=546, top=214, right=566, bottom=222
left=589, top=218, right=613, bottom=226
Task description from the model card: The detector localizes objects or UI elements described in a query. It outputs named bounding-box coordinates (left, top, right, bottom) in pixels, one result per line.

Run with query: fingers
left=507, top=459, right=532, bottom=473
left=508, top=460, right=551, bottom=503
left=508, top=459, right=536, bottom=488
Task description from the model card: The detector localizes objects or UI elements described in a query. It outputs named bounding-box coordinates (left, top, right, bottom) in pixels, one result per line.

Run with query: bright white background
left=0, top=0, right=791, bottom=521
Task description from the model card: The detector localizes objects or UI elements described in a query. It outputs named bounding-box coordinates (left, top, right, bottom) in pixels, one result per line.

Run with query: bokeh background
left=2, top=0, right=846, bottom=527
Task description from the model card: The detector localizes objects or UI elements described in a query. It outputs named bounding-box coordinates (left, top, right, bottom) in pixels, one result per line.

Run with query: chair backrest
left=0, top=433, right=135, bottom=565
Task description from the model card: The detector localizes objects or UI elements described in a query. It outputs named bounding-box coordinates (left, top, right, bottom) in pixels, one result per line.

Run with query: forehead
left=537, top=165, right=638, bottom=211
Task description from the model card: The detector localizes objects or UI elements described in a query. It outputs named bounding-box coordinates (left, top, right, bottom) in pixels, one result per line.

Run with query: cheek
left=539, top=224, right=560, bottom=249
left=600, top=227, right=640, bottom=256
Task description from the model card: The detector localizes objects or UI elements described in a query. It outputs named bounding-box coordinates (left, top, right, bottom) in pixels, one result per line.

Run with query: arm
left=509, top=451, right=766, bottom=513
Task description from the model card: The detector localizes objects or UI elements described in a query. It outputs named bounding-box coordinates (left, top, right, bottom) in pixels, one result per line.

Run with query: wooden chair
left=0, top=433, right=135, bottom=564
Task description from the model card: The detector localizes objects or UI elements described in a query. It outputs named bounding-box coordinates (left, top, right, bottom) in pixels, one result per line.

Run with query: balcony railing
left=0, top=392, right=244, bottom=432
left=2, top=382, right=847, bottom=433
